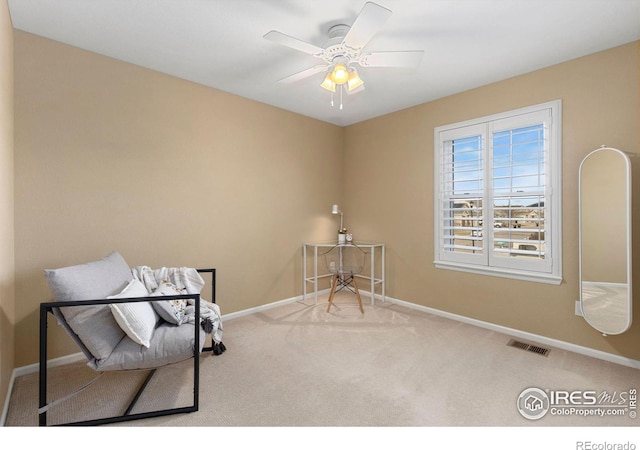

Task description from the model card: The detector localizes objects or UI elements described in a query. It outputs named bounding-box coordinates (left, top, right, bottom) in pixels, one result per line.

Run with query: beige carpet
left=5, top=292, right=640, bottom=431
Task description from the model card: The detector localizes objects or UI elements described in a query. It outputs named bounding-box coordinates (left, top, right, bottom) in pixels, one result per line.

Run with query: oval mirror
left=579, top=147, right=632, bottom=335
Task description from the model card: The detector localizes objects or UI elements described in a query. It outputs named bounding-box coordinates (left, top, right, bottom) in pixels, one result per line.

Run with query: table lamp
left=332, top=204, right=347, bottom=243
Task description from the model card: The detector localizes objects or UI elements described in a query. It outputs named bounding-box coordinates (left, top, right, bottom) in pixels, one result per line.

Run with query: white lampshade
left=332, top=204, right=340, bottom=214
left=320, top=73, right=336, bottom=92
left=347, top=69, right=364, bottom=91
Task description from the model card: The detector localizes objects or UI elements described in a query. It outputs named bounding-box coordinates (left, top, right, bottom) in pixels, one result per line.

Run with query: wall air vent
left=507, top=339, right=550, bottom=357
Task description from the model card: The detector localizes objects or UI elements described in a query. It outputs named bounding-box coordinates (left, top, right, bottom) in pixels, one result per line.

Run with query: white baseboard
left=221, top=295, right=303, bottom=321
left=221, top=289, right=331, bottom=321
left=224, top=289, right=640, bottom=370
left=230, top=288, right=640, bottom=370
left=4, top=288, right=638, bottom=425
left=375, top=293, right=640, bottom=370
left=1, top=352, right=86, bottom=426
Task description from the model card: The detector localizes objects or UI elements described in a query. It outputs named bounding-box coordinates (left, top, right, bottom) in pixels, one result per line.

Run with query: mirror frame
left=578, top=146, right=632, bottom=335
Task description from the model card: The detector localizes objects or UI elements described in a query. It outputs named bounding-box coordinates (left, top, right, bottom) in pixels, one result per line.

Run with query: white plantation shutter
left=439, top=125, right=486, bottom=266
left=434, top=101, right=562, bottom=284
left=489, top=111, right=551, bottom=273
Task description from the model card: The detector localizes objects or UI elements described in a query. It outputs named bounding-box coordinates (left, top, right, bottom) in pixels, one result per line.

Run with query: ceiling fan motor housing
left=323, top=24, right=359, bottom=65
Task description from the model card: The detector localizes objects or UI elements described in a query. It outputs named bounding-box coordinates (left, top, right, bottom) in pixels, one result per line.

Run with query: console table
left=302, top=241, right=385, bottom=305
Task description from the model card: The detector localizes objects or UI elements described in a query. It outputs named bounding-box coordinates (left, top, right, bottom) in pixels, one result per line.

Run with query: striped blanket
left=131, top=266, right=224, bottom=346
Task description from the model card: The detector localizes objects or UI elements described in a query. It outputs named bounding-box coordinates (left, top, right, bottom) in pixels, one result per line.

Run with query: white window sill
left=434, top=261, right=563, bottom=285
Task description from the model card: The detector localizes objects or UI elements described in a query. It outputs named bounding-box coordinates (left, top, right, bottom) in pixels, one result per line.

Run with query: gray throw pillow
left=150, top=282, right=187, bottom=325
left=44, top=251, right=133, bottom=361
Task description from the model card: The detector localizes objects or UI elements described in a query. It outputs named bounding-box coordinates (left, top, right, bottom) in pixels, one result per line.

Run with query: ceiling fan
left=263, top=2, right=423, bottom=108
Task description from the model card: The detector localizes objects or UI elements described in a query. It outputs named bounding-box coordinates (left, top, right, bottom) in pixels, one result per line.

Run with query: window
left=434, top=100, right=562, bottom=284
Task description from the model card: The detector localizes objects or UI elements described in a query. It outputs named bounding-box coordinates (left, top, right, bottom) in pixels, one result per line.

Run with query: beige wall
left=13, top=31, right=344, bottom=366
left=11, top=29, right=640, bottom=368
left=0, top=0, right=15, bottom=411
left=344, top=41, right=640, bottom=359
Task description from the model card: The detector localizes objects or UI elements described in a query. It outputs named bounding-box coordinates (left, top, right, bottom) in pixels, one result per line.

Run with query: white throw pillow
left=108, top=279, right=158, bottom=348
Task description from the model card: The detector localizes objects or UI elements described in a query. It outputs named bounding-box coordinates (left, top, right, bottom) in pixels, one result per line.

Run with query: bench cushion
left=95, top=321, right=205, bottom=371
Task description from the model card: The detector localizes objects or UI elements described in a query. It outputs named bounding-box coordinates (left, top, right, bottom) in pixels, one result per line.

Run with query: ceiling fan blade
left=358, top=50, right=424, bottom=68
left=264, top=30, right=324, bottom=57
left=342, top=2, right=392, bottom=51
left=277, top=65, right=328, bottom=84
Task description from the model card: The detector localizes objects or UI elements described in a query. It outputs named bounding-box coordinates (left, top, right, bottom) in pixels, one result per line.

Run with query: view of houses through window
left=435, top=100, right=561, bottom=283
left=447, top=124, right=546, bottom=260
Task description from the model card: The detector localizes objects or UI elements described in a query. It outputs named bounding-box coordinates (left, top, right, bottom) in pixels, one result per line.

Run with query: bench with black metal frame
left=38, top=268, right=217, bottom=426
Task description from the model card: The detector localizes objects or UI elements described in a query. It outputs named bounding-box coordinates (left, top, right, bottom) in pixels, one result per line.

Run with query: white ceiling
left=8, top=0, right=640, bottom=126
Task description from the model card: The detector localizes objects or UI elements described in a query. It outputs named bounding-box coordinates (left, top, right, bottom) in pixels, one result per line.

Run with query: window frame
left=433, top=100, right=562, bottom=285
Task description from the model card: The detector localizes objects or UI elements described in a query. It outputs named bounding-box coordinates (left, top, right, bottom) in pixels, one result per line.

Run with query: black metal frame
left=38, top=268, right=216, bottom=426
left=196, top=268, right=218, bottom=354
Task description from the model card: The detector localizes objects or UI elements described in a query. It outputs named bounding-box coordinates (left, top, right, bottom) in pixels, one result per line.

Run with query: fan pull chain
left=329, top=87, right=344, bottom=110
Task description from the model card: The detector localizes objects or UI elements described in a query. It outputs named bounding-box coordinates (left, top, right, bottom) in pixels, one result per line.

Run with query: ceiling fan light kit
left=320, top=59, right=363, bottom=91
left=263, top=2, right=423, bottom=110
